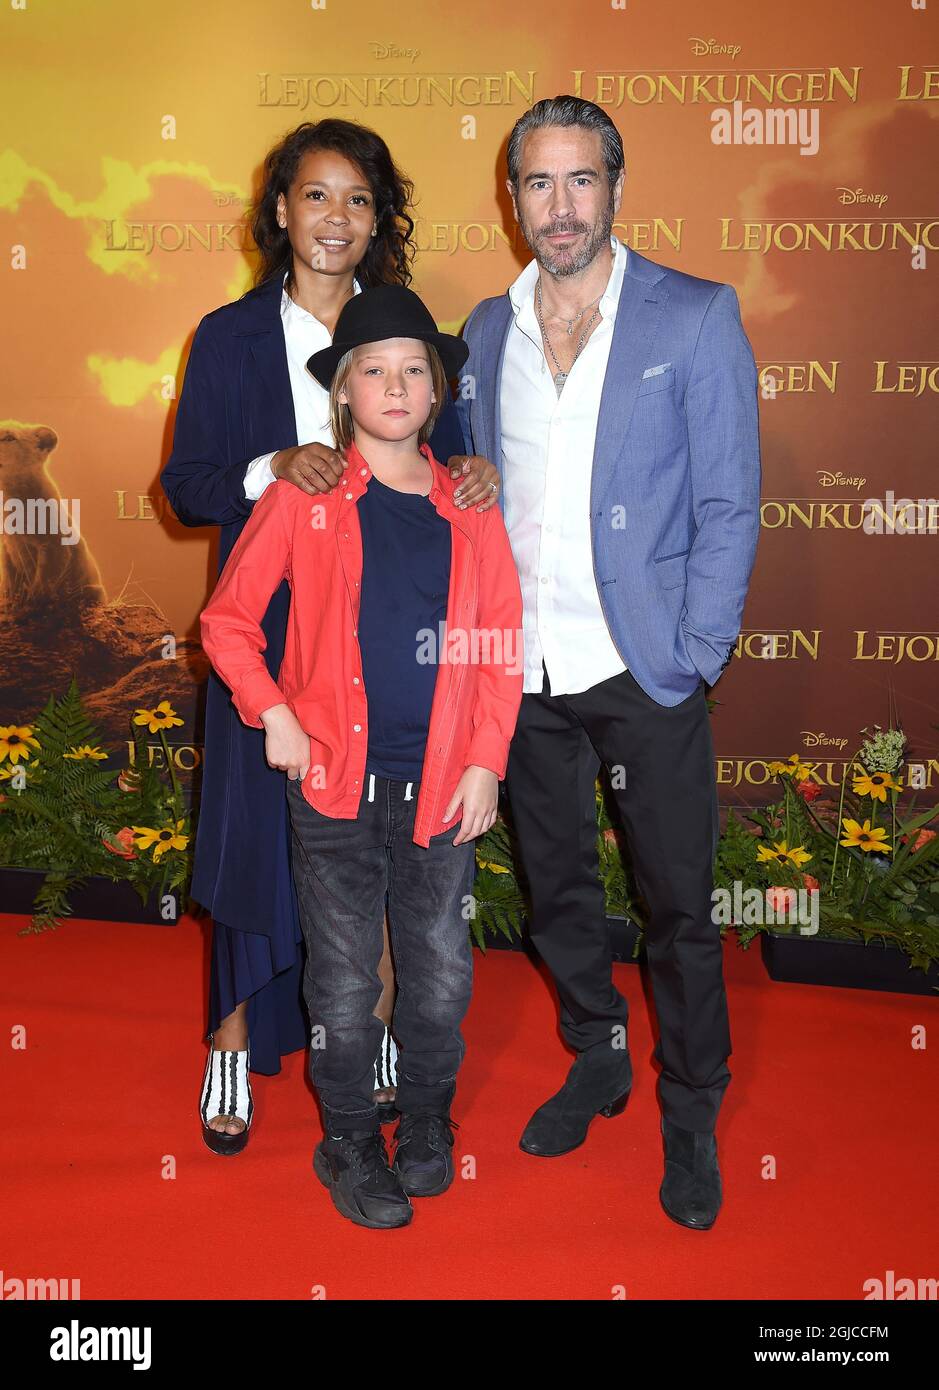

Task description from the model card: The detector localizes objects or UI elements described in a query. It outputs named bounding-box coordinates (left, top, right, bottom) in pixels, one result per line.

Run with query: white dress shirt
left=242, top=274, right=362, bottom=500
left=500, top=235, right=629, bottom=695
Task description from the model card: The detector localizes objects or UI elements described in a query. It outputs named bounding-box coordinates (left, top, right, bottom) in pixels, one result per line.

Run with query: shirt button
left=353, top=724, right=362, bottom=733
left=360, top=468, right=366, bottom=476
left=345, top=492, right=353, bottom=500
left=353, top=677, right=360, bottom=685
left=540, top=576, right=548, bottom=584
left=545, top=524, right=553, bottom=532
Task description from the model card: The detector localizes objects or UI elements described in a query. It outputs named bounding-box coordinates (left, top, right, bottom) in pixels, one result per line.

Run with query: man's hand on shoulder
left=271, top=443, right=347, bottom=496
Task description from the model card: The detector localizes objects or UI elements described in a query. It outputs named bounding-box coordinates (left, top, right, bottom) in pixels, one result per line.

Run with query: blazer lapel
left=590, top=254, right=668, bottom=504
left=477, top=296, right=513, bottom=483
left=233, top=276, right=299, bottom=454
left=245, top=332, right=298, bottom=452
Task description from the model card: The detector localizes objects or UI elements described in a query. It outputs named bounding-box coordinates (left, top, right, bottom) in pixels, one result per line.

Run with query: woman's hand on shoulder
left=447, top=454, right=500, bottom=512
left=272, top=443, right=347, bottom=496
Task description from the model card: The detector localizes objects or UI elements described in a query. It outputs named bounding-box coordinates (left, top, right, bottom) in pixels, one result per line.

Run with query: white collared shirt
left=500, top=235, right=629, bottom=695
left=242, top=274, right=362, bottom=500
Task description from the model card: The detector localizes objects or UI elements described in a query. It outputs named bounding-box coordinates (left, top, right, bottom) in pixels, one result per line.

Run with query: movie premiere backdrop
left=2, top=0, right=938, bottom=818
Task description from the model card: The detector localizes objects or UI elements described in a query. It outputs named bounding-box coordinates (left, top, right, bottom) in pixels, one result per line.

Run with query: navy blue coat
left=161, top=272, right=467, bottom=940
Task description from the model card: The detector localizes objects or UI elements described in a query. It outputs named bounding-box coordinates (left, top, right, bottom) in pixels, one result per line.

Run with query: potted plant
left=0, top=680, right=193, bottom=933
left=726, top=729, right=939, bottom=994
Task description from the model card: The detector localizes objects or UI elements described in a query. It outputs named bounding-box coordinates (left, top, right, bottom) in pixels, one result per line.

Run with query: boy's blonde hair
left=328, top=340, right=449, bottom=451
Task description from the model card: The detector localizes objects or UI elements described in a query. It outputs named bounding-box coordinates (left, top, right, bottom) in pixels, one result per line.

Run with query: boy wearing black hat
left=200, top=286, right=524, bottom=1229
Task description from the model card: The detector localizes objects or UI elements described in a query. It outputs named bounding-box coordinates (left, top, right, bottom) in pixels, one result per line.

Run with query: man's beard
left=521, top=193, right=616, bottom=278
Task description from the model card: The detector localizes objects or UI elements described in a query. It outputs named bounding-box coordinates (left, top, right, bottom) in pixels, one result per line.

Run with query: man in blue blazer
left=455, top=96, right=761, bottom=1229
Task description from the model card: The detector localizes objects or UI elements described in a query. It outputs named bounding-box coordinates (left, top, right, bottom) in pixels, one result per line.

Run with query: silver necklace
left=536, top=279, right=601, bottom=396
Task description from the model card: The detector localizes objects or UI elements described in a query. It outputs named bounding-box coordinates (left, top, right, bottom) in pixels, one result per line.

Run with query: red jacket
left=200, top=438, right=524, bottom=847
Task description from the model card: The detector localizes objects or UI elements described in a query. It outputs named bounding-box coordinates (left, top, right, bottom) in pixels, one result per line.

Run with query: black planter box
left=760, top=928, right=939, bottom=996
left=479, top=913, right=645, bottom=964
left=0, top=866, right=179, bottom=926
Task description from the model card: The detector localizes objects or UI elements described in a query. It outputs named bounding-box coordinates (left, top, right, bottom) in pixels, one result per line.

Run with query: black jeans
left=504, top=662, right=730, bottom=1133
left=286, top=774, right=476, bottom=1136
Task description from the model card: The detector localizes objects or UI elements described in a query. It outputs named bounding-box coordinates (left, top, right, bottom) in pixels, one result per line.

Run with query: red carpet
left=2, top=909, right=936, bottom=1300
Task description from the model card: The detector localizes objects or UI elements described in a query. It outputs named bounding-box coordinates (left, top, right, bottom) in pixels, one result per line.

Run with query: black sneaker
left=392, top=1113, right=458, bottom=1197
left=313, top=1129, right=413, bottom=1229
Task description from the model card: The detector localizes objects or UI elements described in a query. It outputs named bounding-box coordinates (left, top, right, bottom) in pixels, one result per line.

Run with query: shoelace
left=334, top=1131, right=391, bottom=1178
left=395, top=1114, right=460, bottom=1149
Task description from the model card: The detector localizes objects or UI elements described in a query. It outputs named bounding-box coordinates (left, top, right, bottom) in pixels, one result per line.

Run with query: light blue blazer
left=455, top=245, right=762, bottom=707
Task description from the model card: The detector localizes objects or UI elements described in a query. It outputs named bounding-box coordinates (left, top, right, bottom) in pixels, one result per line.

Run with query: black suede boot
left=659, top=1116, right=722, bottom=1230
left=519, top=1040, right=632, bottom=1157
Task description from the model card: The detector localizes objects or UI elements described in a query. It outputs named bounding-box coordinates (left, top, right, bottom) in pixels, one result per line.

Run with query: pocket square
left=642, top=362, right=672, bottom=378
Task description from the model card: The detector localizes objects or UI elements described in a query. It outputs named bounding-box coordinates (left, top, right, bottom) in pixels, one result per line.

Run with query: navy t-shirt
left=356, top=473, right=452, bottom=781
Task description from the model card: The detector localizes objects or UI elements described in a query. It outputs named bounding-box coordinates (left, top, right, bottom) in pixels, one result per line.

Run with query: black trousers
left=504, top=662, right=731, bottom=1132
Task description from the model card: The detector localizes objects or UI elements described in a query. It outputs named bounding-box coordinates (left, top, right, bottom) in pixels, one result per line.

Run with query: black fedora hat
left=306, top=284, right=469, bottom=388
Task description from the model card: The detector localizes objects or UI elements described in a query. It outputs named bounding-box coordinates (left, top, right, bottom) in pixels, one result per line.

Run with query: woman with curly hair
left=161, top=119, right=501, bottom=1154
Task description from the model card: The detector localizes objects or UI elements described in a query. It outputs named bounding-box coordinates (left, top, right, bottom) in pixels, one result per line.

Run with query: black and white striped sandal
left=374, top=1024, right=399, bottom=1125
left=200, top=1035, right=254, bottom=1156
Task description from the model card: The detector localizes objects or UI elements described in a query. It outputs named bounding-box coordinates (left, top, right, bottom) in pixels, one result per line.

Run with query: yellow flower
left=133, top=700, right=184, bottom=734
left=0, top=725, right=41, bottom=765
left=769, top=756, right=811, bottom=781
left=840, top=818, right=892, bottom=853
left=852, top=771, right=902, bottom=802
left=756, top=839, right=812, bottom=866
left=477, top=859, right=510, bottom=875
left=63, top=745, right=108, bottom=761
left=131, top=820, right=189, bottom=860
left=784, top=843, right=812, bottom=866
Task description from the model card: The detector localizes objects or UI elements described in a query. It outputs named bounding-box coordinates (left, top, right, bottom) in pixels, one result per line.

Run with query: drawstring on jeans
left=365, top=774, right=413, bottom=802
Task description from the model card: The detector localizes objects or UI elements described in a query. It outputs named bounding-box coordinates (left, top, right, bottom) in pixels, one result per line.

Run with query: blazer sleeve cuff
left=680, top=621, right=734, bottom=687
